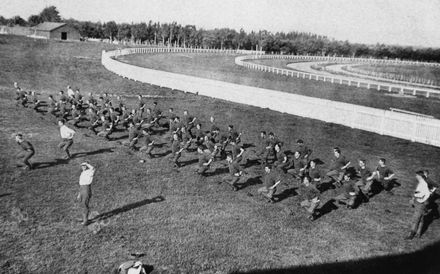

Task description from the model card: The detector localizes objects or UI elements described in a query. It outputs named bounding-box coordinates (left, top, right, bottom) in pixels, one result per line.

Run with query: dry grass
left=0, top=35, right=440, bottom=273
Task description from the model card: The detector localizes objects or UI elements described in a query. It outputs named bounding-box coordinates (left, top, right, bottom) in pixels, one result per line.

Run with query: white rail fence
left=101, top=48, right=440, bottom=148
left=236, top=55, right=440, bottom=99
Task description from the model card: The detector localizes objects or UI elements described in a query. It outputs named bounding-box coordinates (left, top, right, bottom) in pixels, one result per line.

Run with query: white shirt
left=67, top=88, right=75, bottom=98
left=414, top=178, right=431, bottom=203
left=79, top=167, right=95, bottom=185
left=60, top=125, right=75, bottom=139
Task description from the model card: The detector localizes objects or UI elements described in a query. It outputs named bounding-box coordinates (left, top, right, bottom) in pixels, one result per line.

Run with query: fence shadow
left=231, top=239, right=440, bottom=274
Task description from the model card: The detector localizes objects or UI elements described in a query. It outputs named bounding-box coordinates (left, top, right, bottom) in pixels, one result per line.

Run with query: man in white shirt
left=405, top=170, right=436, bottom=239
left=77, top=162, right=95, bottom=226
left=67, top=85, right=75, bottom=98
left=58, top=119, right=75, bottom=159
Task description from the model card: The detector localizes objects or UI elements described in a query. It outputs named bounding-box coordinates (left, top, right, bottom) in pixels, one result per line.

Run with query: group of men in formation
left=12, top=83, right=439, bottom=238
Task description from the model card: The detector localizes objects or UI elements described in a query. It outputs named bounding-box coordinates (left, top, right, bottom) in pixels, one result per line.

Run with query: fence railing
left=235, top=55, right=440, bottom=99
left=112, top=46, right=264, bottom=57
left=241, top=53, right=440, bottom=67
left=101, top=48, right=440, bottom=148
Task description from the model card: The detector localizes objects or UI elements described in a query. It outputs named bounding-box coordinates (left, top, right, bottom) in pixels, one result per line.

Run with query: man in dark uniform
left=203, top=134, right=217, bottom=155
left=262, top=132, right=278, bottom=165
left=74, top=89, right=83, bottom=105
left=136, top=95, right=146, bottom=110
left=296, top=139, right=312, bottom=160
left=86, top=108, right=101, bottom=134
left=96, top=115, right=113, bottom=140
left=287, top=151, right=307, bottom=180
left=325, top=147, right=351, bottom=187
left=307, top=159, right=322, bottom=187
left=196, top=146, right=213, bottom=176
left=15, top=88, right=27, bottom=107
left=183, top=110, right=197, bottom=136
left=113, top=95, right=124, bottom=113
left=258, top=165, right=282, bottom=203
left=355, top=159, right=373, bottom=201
left=209, top=116, right=219, bottom=133
left=299, top=175, right=321, bottom=220
left=123, top=122, right=140, bottom=150
left=69, top=104, right=84, bottom=127
left=371, top=158, right=395, bottom=193
left=28, top=91, right=42, bottom=111
left=230, top=139, right=245, bottom=164
left=170, top=133, right=183, bottom=168
left=221, top=154, right=244, bottom=191
left=119, top=106, right=131, bottom=129
left=332, top=174, right=359, bottom=209
left=139, top=129, right=155, bottom=159
left=180, top=126, right=193, bottom=151
left=274, top=143, right=289, bottom=172
left=47, top=95, right=58, bottom=116
left=193, top=123, right=205, bottom=147
left=15, top=133, right=35, bottom=170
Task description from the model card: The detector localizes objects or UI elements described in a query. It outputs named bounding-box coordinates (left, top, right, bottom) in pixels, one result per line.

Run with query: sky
left=1, top=0, right=440, bottom=48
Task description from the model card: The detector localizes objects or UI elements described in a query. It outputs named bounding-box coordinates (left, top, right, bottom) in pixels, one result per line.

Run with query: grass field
left=1, top=35, right=440, bottom=273
left=119, top=53, right=440, bottom=118
left=354, top=64, right=440, bottom=85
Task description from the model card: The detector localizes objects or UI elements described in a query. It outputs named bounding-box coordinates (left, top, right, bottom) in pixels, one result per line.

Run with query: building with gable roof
left=32, top=22, right=80, bottom=40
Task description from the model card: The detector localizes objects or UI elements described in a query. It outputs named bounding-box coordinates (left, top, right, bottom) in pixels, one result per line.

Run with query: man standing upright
left=58, top=119, right=75, bottom=159
left=77, top=162, right=95, bottom=226
left=15, top=133, right=35, bottom=170
left=405, top=171, right=435, bottom=239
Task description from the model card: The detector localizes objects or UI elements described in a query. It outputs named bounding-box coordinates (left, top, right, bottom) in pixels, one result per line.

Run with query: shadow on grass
left=273, top=187, right=298, bottom=203
left=243, top=158, right=261, bottom=169
left=316, top=199, right=339, bottom=219
left=179, top=158, right=198, bottom=167
left=93, top=195, right=165, bottom=222
left=154, top=150, right=171, bottom=158
left=71, top=147, right=115, bottom=159
left=209, top=166, right=229, bottom=176
left=242, top=143, right=255, bottom=149
left=238, top=176, right=263, bottom=190
left=0, top=193, right=12, bottom=199
left=34, top=158, right=69, bottom=169
left=231, top=240, right=440, bottom=274
left=110, top=134, right=128, bottom=141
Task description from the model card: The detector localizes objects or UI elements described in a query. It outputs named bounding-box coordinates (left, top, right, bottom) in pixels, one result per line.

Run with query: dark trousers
left=326, top=169, right=345, bottom=183
left=140, top=145, right=154, bottom=157
left=411, top=201, right=427, bottom=235
left=197, top=165, right=209, bottom=175
left=58, top=139, right=73, bottom=157
left=222, top=174, right=240, bottom=186
left=78, top=185, right=91, bottom=222
left=17, top=150, right=34, bottom=168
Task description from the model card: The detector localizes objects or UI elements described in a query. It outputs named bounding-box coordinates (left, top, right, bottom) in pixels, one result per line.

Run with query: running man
left=58, top=119, right=75, bottom=159
left=15, top=133, right=35, bottom=170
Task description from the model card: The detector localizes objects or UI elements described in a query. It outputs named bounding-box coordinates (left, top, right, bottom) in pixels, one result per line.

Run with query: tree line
left=1, top=6, right=440, bottom=62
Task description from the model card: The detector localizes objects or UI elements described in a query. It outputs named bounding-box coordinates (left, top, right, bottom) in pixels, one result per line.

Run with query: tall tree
left=39, top=6, right=61, bottom=22
left=28, top=15, right=43, bottom=26
left=10, top=16, right=27, bottom=26
left=103, top=21, right=118, bottom=41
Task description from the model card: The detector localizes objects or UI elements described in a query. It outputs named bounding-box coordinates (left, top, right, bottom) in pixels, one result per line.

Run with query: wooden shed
left=33, top=22, right=80, bottom=41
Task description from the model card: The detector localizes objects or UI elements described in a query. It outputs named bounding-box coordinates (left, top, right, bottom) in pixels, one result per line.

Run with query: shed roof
left=34, top=22, right=66, bottom=32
